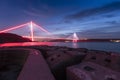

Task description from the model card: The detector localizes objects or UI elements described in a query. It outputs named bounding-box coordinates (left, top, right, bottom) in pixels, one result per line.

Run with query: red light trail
left=0, top=21, right=53, bottom=41
left=0, top=21, right=79, bottom=42
left=0, top=22, right=29, bottom=33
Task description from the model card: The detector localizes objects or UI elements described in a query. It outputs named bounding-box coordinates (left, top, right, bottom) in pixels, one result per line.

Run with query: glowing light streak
left=0, top=23, right=29, bottom=33
left=0, top=42, right=53, bottom=47
left=0, top=21, right=56, bottom=41
left=23, top=36, right=65, bottom=39
left=30, top=21, right=34, bottom=41
left=73, top=33, right=79, bottom=42
left=33, top=23, right=51, bottom=34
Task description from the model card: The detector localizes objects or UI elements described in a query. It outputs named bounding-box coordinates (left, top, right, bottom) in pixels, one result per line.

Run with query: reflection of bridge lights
left=73, top=43, right=78, bottom=48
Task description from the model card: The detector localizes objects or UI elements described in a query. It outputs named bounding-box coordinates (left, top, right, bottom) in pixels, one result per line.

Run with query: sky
left=0, top=0, right=120, bottom=39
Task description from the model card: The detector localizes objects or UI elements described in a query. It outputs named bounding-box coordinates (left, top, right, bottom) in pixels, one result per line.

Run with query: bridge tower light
left=73, top=33, right=79, bottom=42
left=30, top=21, right=34, bottom=41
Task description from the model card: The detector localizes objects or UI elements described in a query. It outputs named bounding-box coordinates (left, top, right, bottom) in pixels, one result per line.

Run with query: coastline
left=0, top=45, right=120, bottom=80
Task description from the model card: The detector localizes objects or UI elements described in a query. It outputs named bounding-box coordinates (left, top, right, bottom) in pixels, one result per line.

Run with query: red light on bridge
left=0, top=23, right=29, bottom=33
left=0, top=21, right=53, bottom=41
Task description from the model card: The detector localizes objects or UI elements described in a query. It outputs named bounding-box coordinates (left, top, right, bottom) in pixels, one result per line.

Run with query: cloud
left=105, top=21, right=118, bottom=24
left=65, top=2, right=120, bottom=20
left=75, top=24, right=120, bottom=39
left=76, top=31, right=120, bottom=39
left=103, top=14, right=116, bottom=18
left=23, top=10, right=44, bottom=17
left=23, top=4, right=56, bottom=18
left=23, top=10, right=49, bottom=18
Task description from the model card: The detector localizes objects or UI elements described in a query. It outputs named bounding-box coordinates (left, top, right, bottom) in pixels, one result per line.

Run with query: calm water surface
left=0, top=42, right=120, bottom=53
left=53, top=42, right=120, bottom=53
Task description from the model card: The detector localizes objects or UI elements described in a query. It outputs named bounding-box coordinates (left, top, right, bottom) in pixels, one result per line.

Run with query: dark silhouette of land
left=0, top=33, right=31, bottom=43
left=48, top=38, right=120, bottom=42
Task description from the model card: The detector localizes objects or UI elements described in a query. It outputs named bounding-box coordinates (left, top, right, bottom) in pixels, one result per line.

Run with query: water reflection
left=0, top=42, right=53, bottom=47
left=72, top=43, right=78, bottom=48
left=0, top=42, right=120, bottom=53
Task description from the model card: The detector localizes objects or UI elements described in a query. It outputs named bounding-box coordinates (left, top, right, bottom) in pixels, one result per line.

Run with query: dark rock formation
left=1, top=45, right=120, bottom=80
left=0, top=33, right=31, bottom=43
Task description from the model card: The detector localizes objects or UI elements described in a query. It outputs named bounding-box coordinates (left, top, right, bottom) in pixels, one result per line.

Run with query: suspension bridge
left=0, top=21, right=79, bottom=42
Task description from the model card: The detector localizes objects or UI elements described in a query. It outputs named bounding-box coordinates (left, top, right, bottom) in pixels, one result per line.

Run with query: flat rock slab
left=17, top=50, right=55, bottom=80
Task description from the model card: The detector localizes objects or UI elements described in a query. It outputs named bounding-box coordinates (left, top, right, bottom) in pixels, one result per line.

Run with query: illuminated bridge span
left=66, top=33, right=79, bottom=42
left=0, top=21, right=79, bottom=42
left=0, top=21, right=53, bottom=41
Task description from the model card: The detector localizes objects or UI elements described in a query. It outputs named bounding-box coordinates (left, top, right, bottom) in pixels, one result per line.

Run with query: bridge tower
left=30, top=21, right=34, bottom=41
left=73, top=33, right=79, bottom=42
left=0, top=21, right=52, bottom=42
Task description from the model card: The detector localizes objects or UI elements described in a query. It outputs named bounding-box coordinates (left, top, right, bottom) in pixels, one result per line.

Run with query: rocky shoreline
left=0, top=45, right=120, bottom=80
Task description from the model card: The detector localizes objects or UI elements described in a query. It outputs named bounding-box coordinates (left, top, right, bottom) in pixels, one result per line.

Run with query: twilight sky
left=0, top=0, right=120, bottom=39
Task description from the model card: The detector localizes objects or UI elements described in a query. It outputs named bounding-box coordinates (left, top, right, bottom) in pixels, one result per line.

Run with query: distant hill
left=0, top=33, right=31, bottom=43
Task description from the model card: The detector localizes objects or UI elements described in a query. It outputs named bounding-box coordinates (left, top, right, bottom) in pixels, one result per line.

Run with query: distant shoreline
left=37, top=39, right=120, bottom=42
